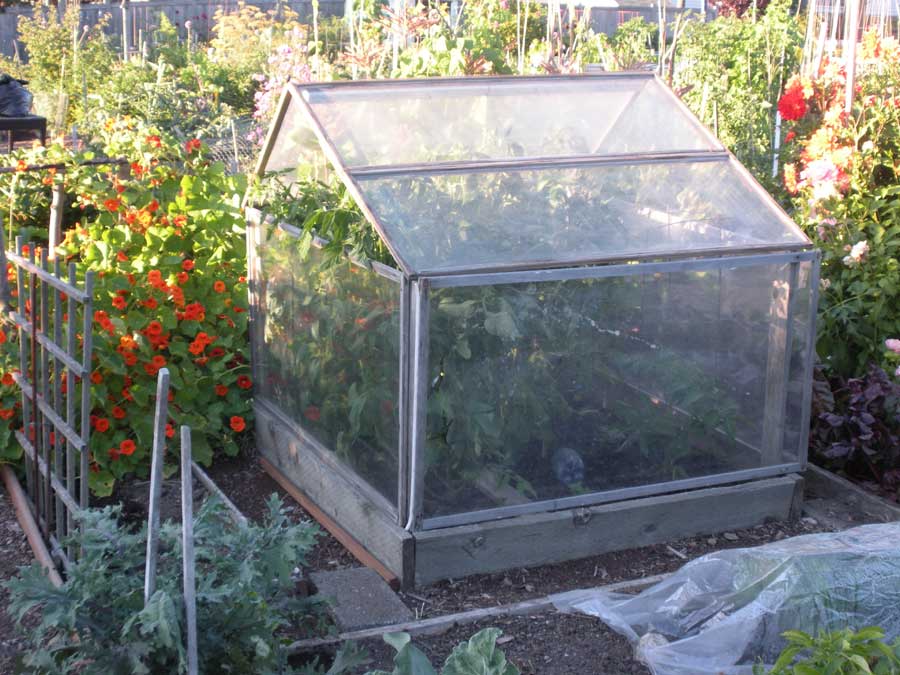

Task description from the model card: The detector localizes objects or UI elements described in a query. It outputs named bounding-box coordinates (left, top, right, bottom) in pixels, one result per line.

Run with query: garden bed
left=204, top=449, right=870, bottom=616
left=4, top=442, right=898, bottom=671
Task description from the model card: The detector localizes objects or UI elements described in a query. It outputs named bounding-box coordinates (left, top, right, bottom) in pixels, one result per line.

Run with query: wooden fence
left=0, top=0, right=344, bottom=59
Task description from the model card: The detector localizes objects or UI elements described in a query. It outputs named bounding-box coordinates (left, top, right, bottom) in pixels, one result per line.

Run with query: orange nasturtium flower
left=213, top=280, right=226, bottom=293
left=119, top=439, right=136, bottom=456
left=104, top=198, right=121, bottom=213
left=230, top=416, right=246, bottom=433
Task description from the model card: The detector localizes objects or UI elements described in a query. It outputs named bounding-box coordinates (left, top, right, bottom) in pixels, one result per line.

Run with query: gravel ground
left=0, top=484, right=38, bottom=673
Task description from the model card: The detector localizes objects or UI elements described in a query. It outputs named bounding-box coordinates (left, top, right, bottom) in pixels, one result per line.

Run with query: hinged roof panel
left=258, top=75, right=811, bottom=277
left=298, top=74, right=721, bottom=166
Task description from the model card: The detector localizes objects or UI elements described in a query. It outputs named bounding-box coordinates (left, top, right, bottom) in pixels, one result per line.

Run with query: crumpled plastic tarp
left=553, top=523, right=900, bottom=675
left=0, top=74, right=33, bottom=117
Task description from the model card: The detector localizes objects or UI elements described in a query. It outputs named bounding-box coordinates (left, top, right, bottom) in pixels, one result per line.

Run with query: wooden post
left=181, top=426, right=198, bottom=675
left=144, top=367, right=170, bottom=605
left=121, top=0, right=130, bottom=62
left=761, top=264, right=798, bottom=465
left=845, top=0, right=859, bottom=113
left=48, top=182, right=65, bottom=260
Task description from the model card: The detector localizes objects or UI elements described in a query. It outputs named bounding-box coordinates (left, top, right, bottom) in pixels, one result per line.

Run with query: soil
left=346, top=611, right=651, bottom=674
left=398, top=517, right=837, bottom=618
left=199, top=449, right=876, bottom=621
left=0, top=483, right=39, bottom=673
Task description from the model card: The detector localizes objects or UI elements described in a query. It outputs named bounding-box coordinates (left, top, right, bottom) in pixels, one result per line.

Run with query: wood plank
left=287, top=572, right=671, bottom=652
left=255, top=399, right=412, bottom=586
left=805, top=463, right=900, bottom=523
left=414, top=474, right=802, bottom=586
left=261, top=456, right=403, bottom=590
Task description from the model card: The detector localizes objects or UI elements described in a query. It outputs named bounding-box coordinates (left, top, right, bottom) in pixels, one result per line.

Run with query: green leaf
left=443, top=628, right=519, bottom=675
left=381, top=632, right=438, bottom=675
left=483, top=310, right=519, bottom=340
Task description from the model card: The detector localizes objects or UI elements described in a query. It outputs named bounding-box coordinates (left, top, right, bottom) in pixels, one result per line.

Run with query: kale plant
left=5, top=495, right=323, bottom=674
left=367, top=628, right=519, bottom=675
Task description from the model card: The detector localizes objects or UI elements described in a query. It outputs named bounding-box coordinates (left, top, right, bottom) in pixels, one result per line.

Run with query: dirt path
left=0, top=483, right=37, bottom=673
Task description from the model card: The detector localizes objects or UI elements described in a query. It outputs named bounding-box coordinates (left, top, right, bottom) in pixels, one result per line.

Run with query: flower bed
left=1, top=122, right=251, bottom=494
left=778, top=32, right=900, bottom=503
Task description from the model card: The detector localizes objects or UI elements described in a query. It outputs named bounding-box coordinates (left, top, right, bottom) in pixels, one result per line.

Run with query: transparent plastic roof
left=356, top=159, right=809, bottom=274
left=299, top=75, right=721, bottom=166
left=258, top=75, right=811, bottom=276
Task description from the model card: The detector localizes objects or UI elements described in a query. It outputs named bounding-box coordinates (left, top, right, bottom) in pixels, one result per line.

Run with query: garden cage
left=246, top=74, right=819, bottom=588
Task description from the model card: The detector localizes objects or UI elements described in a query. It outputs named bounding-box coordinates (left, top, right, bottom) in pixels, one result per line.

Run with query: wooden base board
left=255, top=399, right=413, bottom=586
left=256, top=400, right=804, bottom=587
left=261, top=457, right=401, bottom=590
left=804, top=463, right=900, bottom=523
left=414, top=474, right=804, bottom=586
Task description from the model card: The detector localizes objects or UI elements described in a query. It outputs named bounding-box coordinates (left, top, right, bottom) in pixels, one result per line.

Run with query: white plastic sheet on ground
left=553, top=523, right=900, bottom=675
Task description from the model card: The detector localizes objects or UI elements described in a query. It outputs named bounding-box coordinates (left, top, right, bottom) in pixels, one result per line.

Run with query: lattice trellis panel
left=7, top=237, right=94, bottom=567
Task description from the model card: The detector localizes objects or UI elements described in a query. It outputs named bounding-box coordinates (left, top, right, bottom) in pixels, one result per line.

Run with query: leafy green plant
left=368, top=628, right=519, bottom=675
left=15, top=4, right=116, bottom=128
left=252, top=164, right=745, bottom=517
left=754, top=627, right=900, bottom=675
left=75, top=56, right=242, bottom=142
left=577, top=17, right=656, bottom=72
left=5, top=495, right=324, bottom=674
left=674, top=0, right=803, bottom=186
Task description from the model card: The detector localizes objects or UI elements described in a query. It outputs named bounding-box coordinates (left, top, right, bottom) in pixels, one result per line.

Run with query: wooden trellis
left=6, top=237, right=94, bottom=567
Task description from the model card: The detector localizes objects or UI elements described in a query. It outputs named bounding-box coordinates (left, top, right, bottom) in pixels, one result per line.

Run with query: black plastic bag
left=0, top=74, right=33, bottom=117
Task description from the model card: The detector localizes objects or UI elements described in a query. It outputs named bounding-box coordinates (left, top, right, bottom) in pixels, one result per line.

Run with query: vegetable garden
left=0, top=0, right=897, bottom=672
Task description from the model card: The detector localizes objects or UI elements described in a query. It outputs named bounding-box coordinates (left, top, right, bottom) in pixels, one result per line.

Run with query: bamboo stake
left=181, top=426, right=198, bottom=675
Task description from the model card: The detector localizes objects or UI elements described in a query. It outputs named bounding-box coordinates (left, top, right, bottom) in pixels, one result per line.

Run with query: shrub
left=5, top=495, right=324, bottom=674
left=810, top=364, right=900, bottom=503
left=778, top=32, right=900, bottom=378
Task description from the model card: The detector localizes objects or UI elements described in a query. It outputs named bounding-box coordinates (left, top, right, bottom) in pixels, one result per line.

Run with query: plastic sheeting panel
left=554, top=523, right=900, bottom=674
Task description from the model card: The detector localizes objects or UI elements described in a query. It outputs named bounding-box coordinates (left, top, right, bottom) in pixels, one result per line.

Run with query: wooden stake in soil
left=144, top=368, right=170, bottom=605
